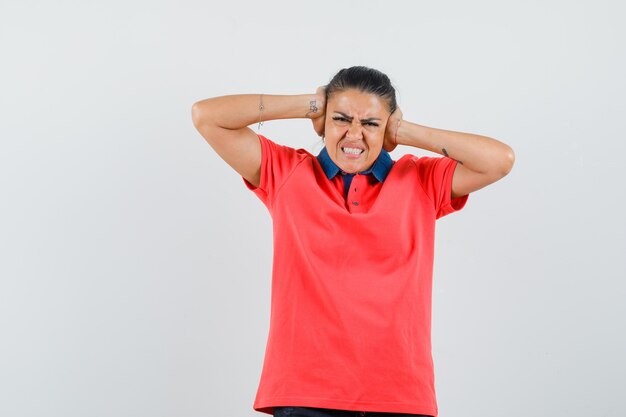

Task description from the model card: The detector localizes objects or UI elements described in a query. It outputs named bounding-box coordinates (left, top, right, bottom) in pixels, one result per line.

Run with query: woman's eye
left=333, top=117, right=378, bottom=127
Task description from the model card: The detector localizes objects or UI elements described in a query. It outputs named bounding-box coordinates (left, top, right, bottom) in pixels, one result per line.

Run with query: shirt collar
left=316, top=146, right=393, bottom=182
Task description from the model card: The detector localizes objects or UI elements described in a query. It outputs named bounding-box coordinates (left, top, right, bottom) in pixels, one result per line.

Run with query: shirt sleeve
left=242, top=133, right=307, bottom=209
left=411, top=155, right=469, bottom=219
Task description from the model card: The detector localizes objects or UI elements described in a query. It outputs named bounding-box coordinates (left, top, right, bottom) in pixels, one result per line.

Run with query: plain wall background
left=1, top=1, right=625, bottom=416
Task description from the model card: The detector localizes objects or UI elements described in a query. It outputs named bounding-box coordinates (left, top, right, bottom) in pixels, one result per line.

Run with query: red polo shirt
left=242, top=134, right=469, bottom=416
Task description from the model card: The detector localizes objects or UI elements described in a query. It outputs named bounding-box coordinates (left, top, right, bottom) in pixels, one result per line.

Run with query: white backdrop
left=1, top=1, right=625, bottom=416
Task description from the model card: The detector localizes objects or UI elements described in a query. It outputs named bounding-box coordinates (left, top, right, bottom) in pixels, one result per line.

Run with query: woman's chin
left=339, top=161, right=369, bottom=174
left=331, top=152, right=373, bottom=173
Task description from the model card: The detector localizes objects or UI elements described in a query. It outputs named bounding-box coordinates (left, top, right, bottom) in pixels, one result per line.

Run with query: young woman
left=191, top=66, right=515, bottom=417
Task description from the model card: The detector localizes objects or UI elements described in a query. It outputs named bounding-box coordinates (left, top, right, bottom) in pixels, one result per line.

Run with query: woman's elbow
left=499, top=145, right=515, bottom=177
left=191, top=101, right=206, bottom=127
left=191, top=99, right=217, bottom=128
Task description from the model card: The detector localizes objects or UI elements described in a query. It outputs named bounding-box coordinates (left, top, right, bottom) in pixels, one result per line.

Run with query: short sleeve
left=242, top=134, right=307, bottom=209
left=411, top=155, right=469, bottom=219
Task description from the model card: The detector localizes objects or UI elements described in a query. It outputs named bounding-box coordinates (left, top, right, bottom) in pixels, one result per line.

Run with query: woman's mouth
left=341, top=146, right=365, bottom=158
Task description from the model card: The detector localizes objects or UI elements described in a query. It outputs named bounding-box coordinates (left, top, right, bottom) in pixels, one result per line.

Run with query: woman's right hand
left=310, top=85, right=327, bottom=137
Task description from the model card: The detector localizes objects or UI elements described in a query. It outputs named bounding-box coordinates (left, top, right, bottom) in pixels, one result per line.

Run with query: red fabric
left=242, top=134, right=469, bottom=416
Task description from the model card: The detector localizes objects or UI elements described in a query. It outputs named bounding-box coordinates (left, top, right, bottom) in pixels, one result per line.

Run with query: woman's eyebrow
left=334, top=111, right=382, bottom=122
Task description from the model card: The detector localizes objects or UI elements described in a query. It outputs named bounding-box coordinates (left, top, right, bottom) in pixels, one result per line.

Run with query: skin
left=311, top=88, right=402, bottom=174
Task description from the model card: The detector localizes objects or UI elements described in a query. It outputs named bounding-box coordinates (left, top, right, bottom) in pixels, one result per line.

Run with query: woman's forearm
left=192, top=94, right=321, bottom=130
left=396, top=120, right=514, bottom=176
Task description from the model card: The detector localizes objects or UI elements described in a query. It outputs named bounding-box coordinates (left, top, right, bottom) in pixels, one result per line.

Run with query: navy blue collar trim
left=316, top=146, right=393, bottom=182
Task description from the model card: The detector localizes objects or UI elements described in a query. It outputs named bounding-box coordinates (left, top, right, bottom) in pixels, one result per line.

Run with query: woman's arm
left=391, top=117, right=515, bottom=199
left=191, top=93, right=325, bottom=188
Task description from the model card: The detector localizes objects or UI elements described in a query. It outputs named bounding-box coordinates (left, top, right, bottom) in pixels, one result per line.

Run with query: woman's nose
left=346, top=122, right=363, bottom=139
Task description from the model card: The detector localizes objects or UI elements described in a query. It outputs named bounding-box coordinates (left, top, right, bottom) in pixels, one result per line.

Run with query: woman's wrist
left=305, top=94, right=322, bottom=119
left=396, top=120, right=430, bottom=149
left=305, top=87, right=327, bottom=120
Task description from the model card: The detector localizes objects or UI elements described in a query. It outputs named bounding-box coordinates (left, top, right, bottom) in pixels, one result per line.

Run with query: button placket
left=348, top=174, right=363, bottom=211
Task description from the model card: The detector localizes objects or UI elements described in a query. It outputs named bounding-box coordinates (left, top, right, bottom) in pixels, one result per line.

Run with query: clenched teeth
left=342, top=147, right=364, bottom=155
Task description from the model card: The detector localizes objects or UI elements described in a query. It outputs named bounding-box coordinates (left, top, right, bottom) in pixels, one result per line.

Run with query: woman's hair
left=325, top=66, right=397, bottom=114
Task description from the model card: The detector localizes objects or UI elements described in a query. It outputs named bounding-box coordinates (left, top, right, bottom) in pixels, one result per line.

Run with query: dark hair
left=325, top=66, right=397, bottom=114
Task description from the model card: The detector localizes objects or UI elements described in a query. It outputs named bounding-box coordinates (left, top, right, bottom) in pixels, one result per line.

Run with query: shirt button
left=352, top=201, right=359, bottom=205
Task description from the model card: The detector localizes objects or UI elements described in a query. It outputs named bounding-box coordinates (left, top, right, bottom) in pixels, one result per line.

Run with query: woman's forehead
left=329, top=90, right=388, bottom=116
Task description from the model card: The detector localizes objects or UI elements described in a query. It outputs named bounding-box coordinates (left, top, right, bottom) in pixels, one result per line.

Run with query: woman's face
left=324, top=89, right=390, bottom=174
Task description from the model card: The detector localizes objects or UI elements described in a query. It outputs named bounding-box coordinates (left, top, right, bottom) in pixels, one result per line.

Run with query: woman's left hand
left=383, top=107, right=403, bottom=152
